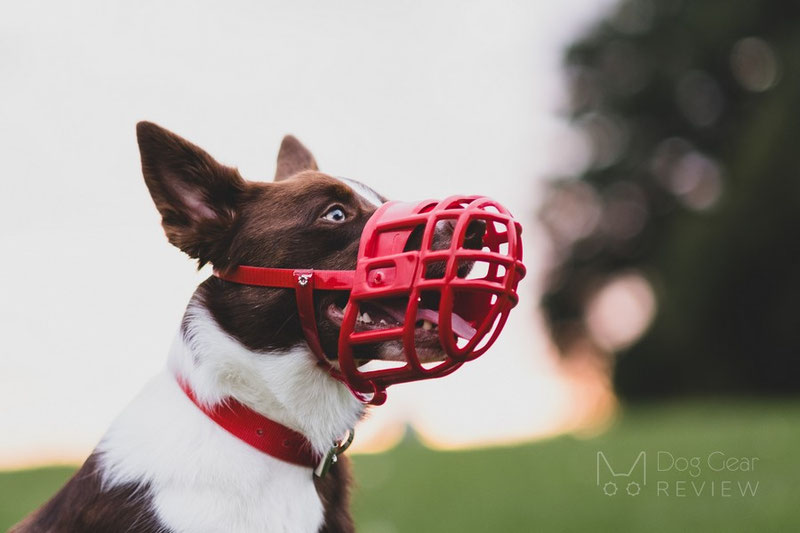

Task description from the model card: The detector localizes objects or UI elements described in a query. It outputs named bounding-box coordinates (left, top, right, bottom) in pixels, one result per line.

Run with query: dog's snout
left=436, top=219, right=486, bottom=250
left=406, top=219, right=486, bottom=253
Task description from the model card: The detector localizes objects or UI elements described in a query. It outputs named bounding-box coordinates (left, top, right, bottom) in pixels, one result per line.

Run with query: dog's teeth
left=422, top=320, right=434, bottom=331
left=361, top=312, right=373, bottom=324
left=379, top=319, right=388, bottom=326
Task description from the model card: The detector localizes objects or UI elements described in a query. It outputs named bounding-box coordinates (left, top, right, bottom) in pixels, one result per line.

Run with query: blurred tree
left=540, top=0, right=800, bottom=398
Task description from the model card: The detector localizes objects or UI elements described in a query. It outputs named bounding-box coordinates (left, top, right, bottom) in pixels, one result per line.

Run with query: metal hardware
left=314, top=428, right=355, bottom=478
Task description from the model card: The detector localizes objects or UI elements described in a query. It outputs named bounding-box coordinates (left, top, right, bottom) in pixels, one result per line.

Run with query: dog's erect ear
left=136, top=121, right=246, bottom=268
left=275, top=135, right=318, bottom=181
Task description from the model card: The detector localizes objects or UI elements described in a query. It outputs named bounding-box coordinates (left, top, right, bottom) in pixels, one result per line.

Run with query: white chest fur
left=96, top=304, right=364, bottom=533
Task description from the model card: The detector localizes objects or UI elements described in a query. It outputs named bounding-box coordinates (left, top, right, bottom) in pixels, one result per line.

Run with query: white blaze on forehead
left=338, top=177, right=385, bottom=207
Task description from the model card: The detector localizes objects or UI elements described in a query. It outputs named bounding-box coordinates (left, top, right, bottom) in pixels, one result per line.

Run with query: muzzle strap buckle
left=292, top=270, right=327, bottom=366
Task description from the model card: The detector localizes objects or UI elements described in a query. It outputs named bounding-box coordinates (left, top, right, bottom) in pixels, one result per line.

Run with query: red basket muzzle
left=215, top=195, right=525, bottom=405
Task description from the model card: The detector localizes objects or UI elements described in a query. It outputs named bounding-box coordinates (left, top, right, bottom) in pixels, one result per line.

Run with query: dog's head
left=137, top=122, right=478, bottom=365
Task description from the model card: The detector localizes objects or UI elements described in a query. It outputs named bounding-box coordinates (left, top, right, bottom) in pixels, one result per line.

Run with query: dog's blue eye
left=323, top=206, right=347, bottom=222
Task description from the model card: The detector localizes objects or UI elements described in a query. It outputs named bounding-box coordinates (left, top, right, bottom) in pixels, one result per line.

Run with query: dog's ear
left=275, top=135, right=318, bottom=181
left=136, top=121, right=246, bottom=268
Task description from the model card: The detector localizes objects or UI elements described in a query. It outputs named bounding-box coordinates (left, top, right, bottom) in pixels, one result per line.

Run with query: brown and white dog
left=12, top=122, right=417, bottom=533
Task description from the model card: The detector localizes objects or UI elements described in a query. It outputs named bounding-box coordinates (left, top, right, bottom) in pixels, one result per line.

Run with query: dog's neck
left=94, top=297, right=364, bottom=532
left=169, top=298, right=365, bottom=456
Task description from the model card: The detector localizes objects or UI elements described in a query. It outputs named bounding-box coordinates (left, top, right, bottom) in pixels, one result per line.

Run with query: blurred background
left=1, top=0, right=798, bottom=531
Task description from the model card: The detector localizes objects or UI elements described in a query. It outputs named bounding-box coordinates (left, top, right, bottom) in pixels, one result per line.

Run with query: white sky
left=0, top=0, right=616, bottom=467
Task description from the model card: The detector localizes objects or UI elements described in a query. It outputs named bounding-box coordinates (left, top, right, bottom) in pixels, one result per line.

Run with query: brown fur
left=314, top=456, right=356, bottom=533
left=136, top=122, right=248, bottom=271
left=276, top=134, right=319, bottom=181
left=10, top=454, right=165, bottom=533
left=195, top=172, right=382, bottom=358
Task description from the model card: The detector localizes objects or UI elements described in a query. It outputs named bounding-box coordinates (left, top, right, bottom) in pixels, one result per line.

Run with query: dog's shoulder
left=10, top=453, right=167, bottom=533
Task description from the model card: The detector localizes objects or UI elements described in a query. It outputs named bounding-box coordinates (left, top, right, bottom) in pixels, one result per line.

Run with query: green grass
left=0, top=466, right=76, bottom=530
left=2, top=400, right=799, bottom=532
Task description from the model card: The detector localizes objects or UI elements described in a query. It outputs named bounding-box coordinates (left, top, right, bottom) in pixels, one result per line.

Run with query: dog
left=11, top=119, right=526, bottom=533
left=12, top=122, right=398, bottom=533
left=13, top=121, right=511, bottom=533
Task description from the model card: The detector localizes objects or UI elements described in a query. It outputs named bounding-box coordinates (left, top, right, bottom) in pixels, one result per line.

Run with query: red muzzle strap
left=213, top=266, right=377, bottom=402
left=214, top=267, right=353, bottom=370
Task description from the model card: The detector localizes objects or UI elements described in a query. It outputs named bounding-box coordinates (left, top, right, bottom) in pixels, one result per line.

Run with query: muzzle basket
left=337, top=196, right=526, bottom=403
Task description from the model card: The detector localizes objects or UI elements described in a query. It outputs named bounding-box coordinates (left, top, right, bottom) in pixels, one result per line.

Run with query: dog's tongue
left=375, top=302, right=477, bottom=339
left=416, top=308, right=477, bottom=339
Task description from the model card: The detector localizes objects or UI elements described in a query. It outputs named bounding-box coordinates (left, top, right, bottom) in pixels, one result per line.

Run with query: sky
left=0, top=0, right=617, bottom=467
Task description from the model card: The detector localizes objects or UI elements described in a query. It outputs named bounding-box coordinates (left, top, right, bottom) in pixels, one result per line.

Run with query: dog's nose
left=437, top=219, right=486, bottom=249
left=403, top=219, right=488, bottom=280
left=427, top=219, right=486, bottom=251
left=463, top=219, right=486, bottom=250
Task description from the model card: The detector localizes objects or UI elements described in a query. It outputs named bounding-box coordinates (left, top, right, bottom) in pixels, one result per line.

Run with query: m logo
left=596, top=451, right=646, bottom=496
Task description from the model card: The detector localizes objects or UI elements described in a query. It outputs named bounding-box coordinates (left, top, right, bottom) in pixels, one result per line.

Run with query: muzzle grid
left=338, top=196, right=525, bottom=403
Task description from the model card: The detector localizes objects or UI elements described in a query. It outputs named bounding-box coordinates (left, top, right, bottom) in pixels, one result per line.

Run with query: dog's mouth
left=321, top=218, right=486, bottom=363
left=325, top=294, right=476, bottom=363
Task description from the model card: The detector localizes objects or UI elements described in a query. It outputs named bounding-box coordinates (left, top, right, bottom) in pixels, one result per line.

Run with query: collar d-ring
left=314, top=428, right=355, bottom=478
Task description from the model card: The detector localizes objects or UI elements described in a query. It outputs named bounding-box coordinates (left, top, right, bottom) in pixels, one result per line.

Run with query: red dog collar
left=215, top=195, right=526, bottom=406
left=177, top=378, right=352, bottom=476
